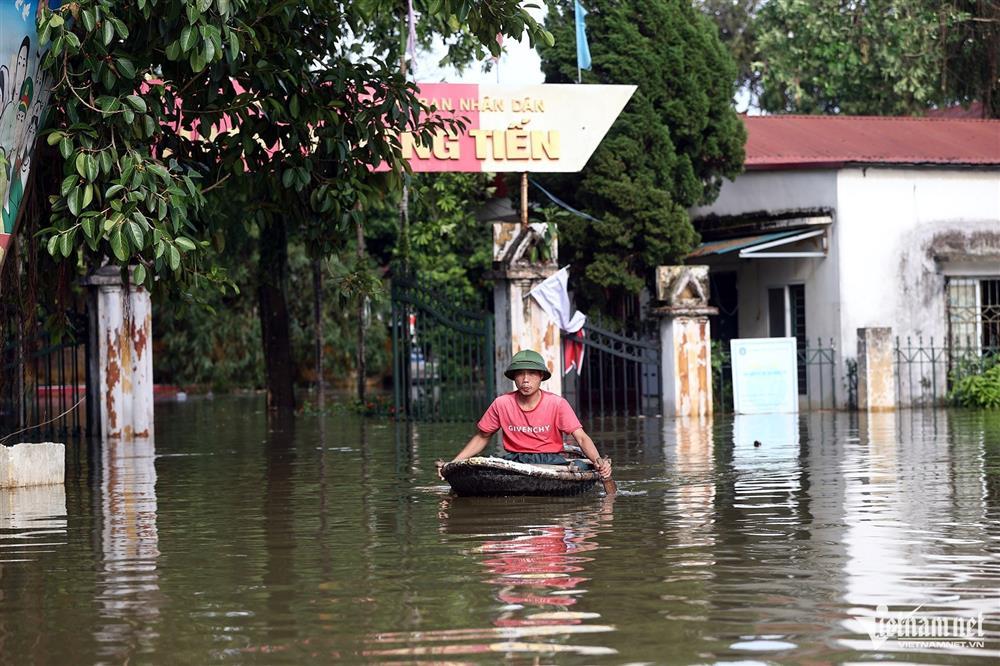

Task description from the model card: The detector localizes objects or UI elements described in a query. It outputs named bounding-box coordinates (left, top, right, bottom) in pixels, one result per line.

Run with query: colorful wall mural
left=1, top=0, right=57, bottom=270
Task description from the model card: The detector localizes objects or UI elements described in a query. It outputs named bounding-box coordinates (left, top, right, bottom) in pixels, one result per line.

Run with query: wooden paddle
left=600, top=457, right=617, bottom=496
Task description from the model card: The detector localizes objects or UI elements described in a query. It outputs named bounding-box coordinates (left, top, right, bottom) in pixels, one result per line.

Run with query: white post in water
left=490, top=221, right=562, bottom=396
left=857, top=327, right=896, bottom=411
left=84, top=266, right=154, bottom=440
left=654, top=266, right=717, bottom=418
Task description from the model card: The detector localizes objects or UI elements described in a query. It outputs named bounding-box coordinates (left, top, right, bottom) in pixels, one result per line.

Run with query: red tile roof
left=744, top=115, right=1000, bottom=170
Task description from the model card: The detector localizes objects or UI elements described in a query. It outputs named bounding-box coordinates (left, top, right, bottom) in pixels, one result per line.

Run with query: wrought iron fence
left=390, top=276, right=494, bottom=422
left=561, top=322, right=660, bottom=418
left=894, top=336, right=998, bottom=407
left=0, top=313, right=90, bottom=440
left=713, top=338, right=839, bottom=412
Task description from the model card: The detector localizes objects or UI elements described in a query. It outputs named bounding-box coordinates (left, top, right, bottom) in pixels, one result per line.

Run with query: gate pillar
left=489, top=222, right=562, bottom=396
left=84, top=266, right=154, bottom=440
left=653, top=266, right=717, bottom=418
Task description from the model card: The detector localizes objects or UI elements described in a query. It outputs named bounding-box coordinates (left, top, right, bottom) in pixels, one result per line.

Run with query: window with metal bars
left=947, top=277, right=1000, bottom=357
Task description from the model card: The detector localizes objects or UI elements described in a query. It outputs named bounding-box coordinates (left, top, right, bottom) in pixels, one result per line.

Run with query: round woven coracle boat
left=441, top=457, right=600, bottom=497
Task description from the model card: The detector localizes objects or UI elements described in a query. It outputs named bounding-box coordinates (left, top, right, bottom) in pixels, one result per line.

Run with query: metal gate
left=1, top=310, right=91, bottom=440
left=390, top=275, right=494, bottom=421
left=562, top=322, right=661, bottom=418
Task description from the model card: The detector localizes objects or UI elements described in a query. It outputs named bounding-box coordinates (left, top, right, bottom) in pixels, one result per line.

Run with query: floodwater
left=2, top=397, right=999, bottom=664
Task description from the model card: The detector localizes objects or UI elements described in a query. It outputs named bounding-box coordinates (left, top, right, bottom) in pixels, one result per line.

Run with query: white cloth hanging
left=529, top=266, right=586, bottom=333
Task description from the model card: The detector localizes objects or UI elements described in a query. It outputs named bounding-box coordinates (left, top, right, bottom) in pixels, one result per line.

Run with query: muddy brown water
left=1, top=397, right=998, bottom=663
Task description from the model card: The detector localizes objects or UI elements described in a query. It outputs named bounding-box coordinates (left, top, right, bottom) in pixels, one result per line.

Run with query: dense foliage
left=950, top=361, right=1000, bottom=409
left=30, top=0, right=549, bottom=407
left=537, top=0, right=745, bottom=311
left=752, top=0, right=1000, bottom=116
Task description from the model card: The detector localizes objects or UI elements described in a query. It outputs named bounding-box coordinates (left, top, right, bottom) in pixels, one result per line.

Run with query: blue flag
left=575, top=0, right=592, bottom=72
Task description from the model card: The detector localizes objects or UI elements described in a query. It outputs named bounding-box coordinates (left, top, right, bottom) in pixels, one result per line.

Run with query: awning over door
left=689, top=228, right=827, bottom=259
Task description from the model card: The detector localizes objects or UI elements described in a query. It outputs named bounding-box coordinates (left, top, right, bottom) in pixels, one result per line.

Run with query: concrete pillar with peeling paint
left=84, top=266, right=154, bottom=440
left=490, top=222, right=562, bottom=396
left=857, top=327, right=896, bottom=411
left=653, top=266, right=718, bottom=418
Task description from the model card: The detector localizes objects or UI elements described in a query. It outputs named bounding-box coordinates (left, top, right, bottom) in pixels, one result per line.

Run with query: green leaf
left=186, top=3, right=199, bottom=24
left=126, top=95, right=147, bottom=113
left=127, top=221, right=145, bottom=248
left=112, top=17, right=128, bottom=39
left=123, top=106, right=135, bottom=124
left=228, top=34, right=239, bottom=61
left=82, top=183, right=94, bottom=209
left=143, top=114, right=155, bottom=137
left=47, top=234, right=59, bottom=256
left=166, top=40, right=180, bottom=61
left=49, top=13, right=64, bottom=28
left=168, top=244, right=181, bottom=271
left=116, top=58, right=136, bottom=79
left=198, top=0, right=212, bottom=12
left=181, top=26, right=197, bottom=52
left=75, top=153, right=88, bottom=179
left=46, top=131, right=64, bottom=146
left=85, top=154, right=98, bottom=181
left=105, top=184, right=125, bottom=198
left=102, top=20, right=114, bottom=46
left=59, top=231, right=73, bottom=257
left=110, top=228, right=128, bottom=261
left=59, top=137, right=72, bottom=159
left=81, top=217, right=96, bottom=239
left=281, top=169, right=294, bottom=188
left=65, top=31, right=80, bottom=49
left=67, top=188, right=81, bottom=216
left=60, top=175, right=77, bottom=197
left=217, top=0, right=231, bottom=14
left=133, top=264, right=147, bottom=287
left=175, top=237, right=197, bottom=251
left=82, top=10, right=95, bottom=32
left=289, top=94, right=300, bottom=119
left=190, top=49, right=206, bottom=72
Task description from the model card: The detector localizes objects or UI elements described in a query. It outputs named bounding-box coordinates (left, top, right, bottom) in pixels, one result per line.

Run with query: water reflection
left=364, top=495, right=617, bottom=659
left=95, top=437, right=160, bottom=659
left=0, top=481, right=67, bottom=569
left=841, top=410, right=999, bottom=658
left=666, top=418, right=716, bottom=549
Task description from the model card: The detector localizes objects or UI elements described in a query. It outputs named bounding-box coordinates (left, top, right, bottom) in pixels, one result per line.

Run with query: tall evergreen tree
left=537, top=0, right=745, bottom=314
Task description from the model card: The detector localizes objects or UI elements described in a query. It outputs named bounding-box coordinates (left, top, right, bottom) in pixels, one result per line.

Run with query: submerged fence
left=0, top=313, right=90, bottom=440
left=713, top=338, right=840, bottom=413
left=894, top=336, right=998, bottom=407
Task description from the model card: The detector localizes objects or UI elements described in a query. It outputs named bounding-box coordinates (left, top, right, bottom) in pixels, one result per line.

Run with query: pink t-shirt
left=477, top=390, right=582, bottom=453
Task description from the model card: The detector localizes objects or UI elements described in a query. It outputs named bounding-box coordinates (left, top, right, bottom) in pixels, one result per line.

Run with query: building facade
left=690, top=115, right=1000, bottom=407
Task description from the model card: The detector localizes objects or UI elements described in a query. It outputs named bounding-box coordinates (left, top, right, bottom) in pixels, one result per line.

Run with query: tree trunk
left=312, top=258, right=324, bottom=412
left=258, top=218, right=296, bottom=411
left=356, top=217, right=367, bottom=402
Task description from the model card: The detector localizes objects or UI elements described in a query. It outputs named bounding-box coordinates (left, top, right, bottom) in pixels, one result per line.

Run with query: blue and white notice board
left=730, top=337, right=799, bottom=414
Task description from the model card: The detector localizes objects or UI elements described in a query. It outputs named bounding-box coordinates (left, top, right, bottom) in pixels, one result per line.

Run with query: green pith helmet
left=504, top=349, right=552, bottom=381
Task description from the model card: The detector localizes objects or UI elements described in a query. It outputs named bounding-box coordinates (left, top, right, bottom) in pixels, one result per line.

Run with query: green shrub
left=950, top=363, right=1000, bottom=409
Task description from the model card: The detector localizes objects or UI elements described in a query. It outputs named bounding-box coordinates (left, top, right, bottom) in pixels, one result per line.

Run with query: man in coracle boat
left=437, top=349, right=613, bottom=484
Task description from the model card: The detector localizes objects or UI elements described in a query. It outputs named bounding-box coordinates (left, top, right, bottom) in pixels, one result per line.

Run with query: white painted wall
left=835, top=168, right=1000, bottom=355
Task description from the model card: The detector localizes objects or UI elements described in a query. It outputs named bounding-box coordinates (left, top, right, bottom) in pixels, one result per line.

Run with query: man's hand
left=593, top=457, right=612, bottom=480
